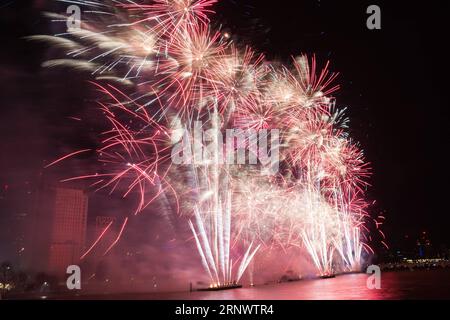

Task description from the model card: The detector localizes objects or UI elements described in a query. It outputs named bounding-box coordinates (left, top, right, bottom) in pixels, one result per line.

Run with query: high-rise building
left=0, top=182, right=33, bottom=267
left=48, top=188, right=88, bottom=275
left=28, top=185, right=88, bottom=277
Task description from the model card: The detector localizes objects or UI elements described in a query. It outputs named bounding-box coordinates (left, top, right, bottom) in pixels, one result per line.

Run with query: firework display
left=35, top=0, right=386, bottom=285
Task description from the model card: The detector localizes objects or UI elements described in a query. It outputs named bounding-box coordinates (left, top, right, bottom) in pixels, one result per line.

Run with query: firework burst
left=37, top=0, right=379, bottom=284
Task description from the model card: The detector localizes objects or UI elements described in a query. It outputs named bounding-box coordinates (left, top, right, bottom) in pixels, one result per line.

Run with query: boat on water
left=197, top=284, right=243, bottom=291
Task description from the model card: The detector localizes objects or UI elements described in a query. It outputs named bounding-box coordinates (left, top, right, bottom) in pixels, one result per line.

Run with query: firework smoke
left=34, top=0, right=383, bottom=284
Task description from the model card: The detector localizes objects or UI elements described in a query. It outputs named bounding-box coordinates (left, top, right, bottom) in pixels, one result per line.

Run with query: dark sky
left=212, top=0, right=450, bottom=247
left=1, top=0, right=449, bottom=252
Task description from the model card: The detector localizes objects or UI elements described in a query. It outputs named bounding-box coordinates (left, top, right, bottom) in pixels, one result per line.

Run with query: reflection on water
left=11, top=269, right=450, bottom=300
left=147, top=269, right=450, bottom=300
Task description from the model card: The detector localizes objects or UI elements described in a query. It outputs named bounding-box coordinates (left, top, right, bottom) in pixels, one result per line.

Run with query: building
left=417, top=231, right=434, bottom=258
left=48, top=187, right=88, bottom=275
left=0, top=181, right=34, bottom=268
left=28, top=185, right=88, bottom=277
left=95, top=216, right=116, bottom=237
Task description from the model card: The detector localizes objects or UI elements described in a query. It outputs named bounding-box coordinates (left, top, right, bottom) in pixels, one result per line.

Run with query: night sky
left=1, top=0, right=449, bottom=258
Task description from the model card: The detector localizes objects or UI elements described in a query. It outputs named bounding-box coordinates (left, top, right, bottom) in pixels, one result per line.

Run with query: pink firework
left=38, top=0, right=379, bottom=282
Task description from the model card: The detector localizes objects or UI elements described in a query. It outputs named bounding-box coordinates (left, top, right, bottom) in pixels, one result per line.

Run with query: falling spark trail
left=81, top=220, right=113, bottom=260
left=103, top=217, right=129, bottom=256
left=44, top=149, right=91, bottom=168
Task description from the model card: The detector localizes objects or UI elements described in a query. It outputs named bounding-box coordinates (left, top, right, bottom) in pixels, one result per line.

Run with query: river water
left=104, top=269, right=450, bottom=300
left=9, top=269, right=450, bottom=300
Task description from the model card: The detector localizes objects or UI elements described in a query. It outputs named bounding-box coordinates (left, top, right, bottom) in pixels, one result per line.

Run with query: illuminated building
left=417, top=231, right=433, bottom=258
left=28, top=185, right=88, bottom=277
